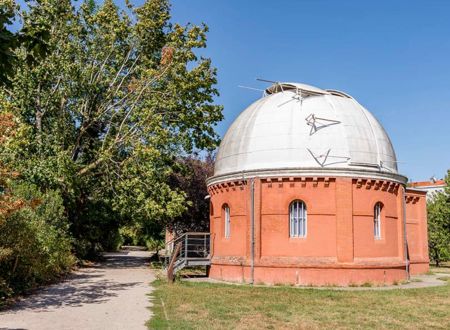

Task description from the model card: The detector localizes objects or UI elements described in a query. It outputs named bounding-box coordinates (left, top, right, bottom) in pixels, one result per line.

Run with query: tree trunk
left=36, top=83, right=42, bottom=145
left=77, top=157, right=104, bottom=176
left=36, top=110, right=42, bottom=143
left=12, top=255, right=19, bottom=274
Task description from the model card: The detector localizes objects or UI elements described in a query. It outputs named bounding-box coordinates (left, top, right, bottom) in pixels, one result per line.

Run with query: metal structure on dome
left=305, top=113, right=341, bottom=136
left=306, top=148, right=351, bottom=167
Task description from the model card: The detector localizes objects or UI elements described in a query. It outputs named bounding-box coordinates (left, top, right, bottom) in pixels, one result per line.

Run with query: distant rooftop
left=409, top=180, right=446, bottom=188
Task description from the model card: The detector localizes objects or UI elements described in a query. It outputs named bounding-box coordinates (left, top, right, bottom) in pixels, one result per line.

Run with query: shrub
left=102, top=229, right=124, bottom=252
left=0, top=183, right=75, bottom=300
left=120, top=225, right=143, bottom=246
left=145, top=237, right=165, bottom=255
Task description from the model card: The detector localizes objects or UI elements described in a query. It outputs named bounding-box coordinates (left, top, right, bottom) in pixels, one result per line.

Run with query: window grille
left=289, top=200, right=307, bottom=238
left=374, top=202, right=382, bottom=239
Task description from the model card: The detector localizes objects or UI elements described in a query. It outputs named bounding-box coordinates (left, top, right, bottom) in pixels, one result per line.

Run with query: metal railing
left=164, top=232, right=211, bottom=271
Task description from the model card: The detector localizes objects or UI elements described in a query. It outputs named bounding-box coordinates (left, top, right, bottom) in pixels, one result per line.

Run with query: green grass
left=148, top=279, right=450, bottom=329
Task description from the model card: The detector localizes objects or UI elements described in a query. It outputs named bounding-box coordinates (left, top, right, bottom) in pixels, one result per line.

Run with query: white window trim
left=289, top=200, right=307, bottom=238
left=374, top=203, right=381, bottom=240
left=224, top=206, right=230, bottom=238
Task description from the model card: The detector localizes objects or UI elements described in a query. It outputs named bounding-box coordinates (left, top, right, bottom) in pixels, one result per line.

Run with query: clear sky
left=14, top=0, right=450, bottom=181
left=167, top=0, right=450, bottom=181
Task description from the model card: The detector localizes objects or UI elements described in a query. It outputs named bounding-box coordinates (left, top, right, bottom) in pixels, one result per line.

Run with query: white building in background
left=409, top=179, right=446, bottom=201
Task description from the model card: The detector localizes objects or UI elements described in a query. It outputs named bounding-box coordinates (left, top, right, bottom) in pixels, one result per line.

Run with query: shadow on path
left=93, top=252, right=152, bottom=269
left=2, top=251, right=152, bottom=313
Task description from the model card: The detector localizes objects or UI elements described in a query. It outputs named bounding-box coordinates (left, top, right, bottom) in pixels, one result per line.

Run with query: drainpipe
left=250, top=178, right=255, bottom=285
left=402, top=185, right=410, bottom=280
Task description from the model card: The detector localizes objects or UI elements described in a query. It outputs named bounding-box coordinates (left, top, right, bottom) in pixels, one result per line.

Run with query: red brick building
left=207, top=82, right=429, bottom=286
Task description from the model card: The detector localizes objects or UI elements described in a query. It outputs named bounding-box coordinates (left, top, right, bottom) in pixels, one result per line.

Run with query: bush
left=145, top=237, right=164, bottom=255
left=119, top=225, right=142, bottom=246
left=0, top=183, right=75, bottom=301
left=102, top=229, right=124, bottom=252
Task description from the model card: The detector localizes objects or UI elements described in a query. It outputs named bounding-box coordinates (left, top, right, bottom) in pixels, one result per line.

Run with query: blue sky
left=14, top=0, right=450, bottom=181
left=167, top=0, right=450, bottom=181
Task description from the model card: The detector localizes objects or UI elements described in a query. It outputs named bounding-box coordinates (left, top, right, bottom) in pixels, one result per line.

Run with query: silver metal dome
left=211, top=82, right=406, bottom=184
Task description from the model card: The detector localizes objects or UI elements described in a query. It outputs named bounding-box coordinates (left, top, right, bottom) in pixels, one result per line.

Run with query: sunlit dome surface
left=213, top=82, right=401, bottom=181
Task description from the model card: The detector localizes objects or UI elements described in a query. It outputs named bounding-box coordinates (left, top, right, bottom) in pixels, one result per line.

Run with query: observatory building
left=207, top=82, right=429, bottom=286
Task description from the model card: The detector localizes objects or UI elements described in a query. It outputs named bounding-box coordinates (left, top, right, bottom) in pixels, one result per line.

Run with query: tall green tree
left=0, top=0, right=18, bottom=85
left=0, top=0, right=52, bottom=86
left=427, top=170, right=450, bottom=266
left=1, top=0, right=223, bottom=256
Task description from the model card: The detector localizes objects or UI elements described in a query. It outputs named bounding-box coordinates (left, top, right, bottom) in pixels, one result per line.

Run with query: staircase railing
left=165, top=232, right=211, bottom=281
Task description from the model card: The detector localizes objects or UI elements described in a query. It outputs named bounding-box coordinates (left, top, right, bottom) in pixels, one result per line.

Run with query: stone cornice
left=207, top=167, right=407, bottom=186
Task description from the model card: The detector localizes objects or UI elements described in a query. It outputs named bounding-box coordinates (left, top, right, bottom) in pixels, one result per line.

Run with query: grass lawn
left=148, top=277, right=450, bottom=329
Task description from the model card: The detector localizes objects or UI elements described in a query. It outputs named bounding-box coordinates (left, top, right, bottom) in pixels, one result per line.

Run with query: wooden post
left=167, top=242, right=182, bottom=283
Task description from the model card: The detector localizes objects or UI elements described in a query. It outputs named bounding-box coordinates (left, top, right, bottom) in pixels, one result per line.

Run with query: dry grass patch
left=148, top=279, right=450, bottom=329
left=430, top=262, right=450, bottom=274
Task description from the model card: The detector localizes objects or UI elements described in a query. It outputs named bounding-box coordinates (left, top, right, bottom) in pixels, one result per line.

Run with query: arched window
left=289, top=200, right=307, bottom=238
left=223, top=205, right=230, bottom=238
left=374, top=202, right=382, bottom=239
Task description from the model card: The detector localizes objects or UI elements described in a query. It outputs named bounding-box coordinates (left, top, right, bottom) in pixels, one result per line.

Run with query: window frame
left=374, top=202, right=382, bottom=240
left=223, top=204, right=231, bottom=239
left=289, top=200, right=307, bottom=238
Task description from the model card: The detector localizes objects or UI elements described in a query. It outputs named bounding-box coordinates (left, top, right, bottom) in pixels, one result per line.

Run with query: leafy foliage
left=0, top=112, right=21, bottom=219
left=428, top=170, right=450, bottom=266
left=119, top=154, right=215, bottom=255
left=0, top=0, right=17, bottom=85
left=0, top=112, right=74, bottom=305
left=1, top=0, right=222, bottom=258
left=168, top=154, right=214, bottom=233
left=0, top=183, right=75, bottom=304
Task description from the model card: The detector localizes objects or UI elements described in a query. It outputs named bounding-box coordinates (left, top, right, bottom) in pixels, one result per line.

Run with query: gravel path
left=0, top=250, right=155, bottom=330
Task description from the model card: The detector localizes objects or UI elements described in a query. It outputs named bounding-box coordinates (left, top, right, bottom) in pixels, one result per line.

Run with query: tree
left=0, top=111, right=22, bottom=221
left=0, top=0, right=223, bottom=256
left=0, top=0, right=51, bottom=86
left=167, top=153, right=214, bottom=234
left=119, top=154, right=214, bottom=255
left=0, top=0, right=17, bottom=85
left=427, top=170, right=450, bottom=266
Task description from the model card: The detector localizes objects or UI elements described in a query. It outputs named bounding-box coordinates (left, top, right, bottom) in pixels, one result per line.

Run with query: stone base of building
left=209, top=263, right=414, bottom=286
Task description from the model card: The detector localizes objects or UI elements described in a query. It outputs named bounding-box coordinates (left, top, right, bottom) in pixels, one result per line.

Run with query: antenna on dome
left=238, top=85, right=265, bottom=92
left=256, top=78, right=278, bottom=84
left=257, top=79, right=321, bottom=108
left=256, top=78, right=285, bottom=93
left=238, top=78, right=282, bottom=96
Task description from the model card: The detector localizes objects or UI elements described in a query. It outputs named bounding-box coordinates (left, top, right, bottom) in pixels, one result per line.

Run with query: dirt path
left=0, top=250, right=155, bottom=330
